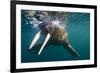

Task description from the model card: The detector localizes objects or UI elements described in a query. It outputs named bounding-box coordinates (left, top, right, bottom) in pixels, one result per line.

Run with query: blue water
left=21, top=11, right=90, bottom=63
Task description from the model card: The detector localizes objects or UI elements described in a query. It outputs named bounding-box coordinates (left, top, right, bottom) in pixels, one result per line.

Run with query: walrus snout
left=45, top=23, right=68, bottom=41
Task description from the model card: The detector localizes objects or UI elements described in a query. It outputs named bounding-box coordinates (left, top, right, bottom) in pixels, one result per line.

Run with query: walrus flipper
left=63, top=42, right=80, bottom=57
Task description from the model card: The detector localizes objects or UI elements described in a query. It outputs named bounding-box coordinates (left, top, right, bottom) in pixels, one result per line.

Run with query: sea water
left=21, top=11, right=90, bottom=63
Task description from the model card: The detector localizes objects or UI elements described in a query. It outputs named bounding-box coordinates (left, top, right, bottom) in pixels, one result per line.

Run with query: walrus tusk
left=29, top=31, right=41, bottom=49
left=38, top=33, right=51, bottom=55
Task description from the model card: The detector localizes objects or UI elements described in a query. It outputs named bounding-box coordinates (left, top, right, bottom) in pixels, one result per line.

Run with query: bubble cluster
left=22, top=10, right=67, bottom=30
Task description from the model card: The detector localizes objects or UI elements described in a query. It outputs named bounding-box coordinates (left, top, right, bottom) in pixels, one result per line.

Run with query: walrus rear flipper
left=63, top=42, right=80, bottom=57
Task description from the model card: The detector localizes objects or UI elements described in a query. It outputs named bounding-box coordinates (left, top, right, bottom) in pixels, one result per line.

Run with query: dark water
left=21, top=12, right=90, bottom=63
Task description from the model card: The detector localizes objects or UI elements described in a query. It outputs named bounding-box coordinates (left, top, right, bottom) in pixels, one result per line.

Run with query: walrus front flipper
left=63, top=42, right=80, bottom=57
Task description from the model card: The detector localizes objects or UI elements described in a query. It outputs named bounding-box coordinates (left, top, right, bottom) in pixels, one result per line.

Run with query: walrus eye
left=29, top=31, right=41, bottom=49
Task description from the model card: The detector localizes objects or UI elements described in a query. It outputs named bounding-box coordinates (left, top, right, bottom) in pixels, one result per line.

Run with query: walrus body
left=38, top=23, right=80, bottom=57
left=23, top=10, right=80, bottom=57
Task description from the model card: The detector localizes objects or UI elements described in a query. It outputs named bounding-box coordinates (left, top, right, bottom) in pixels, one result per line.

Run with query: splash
left=22, top=10, right=67, bottom=30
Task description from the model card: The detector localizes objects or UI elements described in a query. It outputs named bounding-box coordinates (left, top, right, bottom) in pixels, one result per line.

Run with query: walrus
left=23, top=10, right=80, bottom=57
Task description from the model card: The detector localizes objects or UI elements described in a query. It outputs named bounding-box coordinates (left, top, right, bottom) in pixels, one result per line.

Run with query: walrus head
left=45, top=23, right=67, bottom=41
